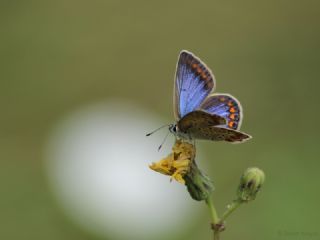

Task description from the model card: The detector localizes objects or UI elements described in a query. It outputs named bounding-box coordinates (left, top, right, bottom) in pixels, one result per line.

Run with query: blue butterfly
left=168, top=50, right=251, bottom=143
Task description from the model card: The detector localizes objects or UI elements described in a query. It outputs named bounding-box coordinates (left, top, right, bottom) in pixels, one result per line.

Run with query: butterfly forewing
left=174, top=51, right=216, bottom=120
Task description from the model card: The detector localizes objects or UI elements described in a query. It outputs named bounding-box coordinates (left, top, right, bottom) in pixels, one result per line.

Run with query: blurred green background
left=1, top=0, right=320, bottom=239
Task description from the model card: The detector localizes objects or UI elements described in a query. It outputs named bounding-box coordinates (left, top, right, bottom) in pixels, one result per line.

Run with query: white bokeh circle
left=45, top=100, right=204, bottom=240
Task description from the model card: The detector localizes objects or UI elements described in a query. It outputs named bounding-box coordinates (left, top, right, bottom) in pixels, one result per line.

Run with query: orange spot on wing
left=230, top=107, right=236, bottom=113
left=191, top=63, right=198, bottom=69
left=230, top=114, right=235, bottom=120
left=228, top=121, right=234, bottom=128
left=201, top=72, right=207, bottom=79
left=196, top=66, right=202, bottom=74
left=228, top=101, right=233, bottom=106
left=220, top=97, right=226, bottom=102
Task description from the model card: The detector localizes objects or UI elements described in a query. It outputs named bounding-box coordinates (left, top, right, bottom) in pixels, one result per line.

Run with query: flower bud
left=237, top=167, right=265, bottom=202
left=184, top=161, right=214, bottom=201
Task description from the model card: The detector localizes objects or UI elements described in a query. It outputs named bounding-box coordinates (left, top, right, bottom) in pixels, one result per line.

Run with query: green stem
left=206, top=195, right=221, bottom=240
left=213, top=230, right=220, bottom=240
left=206, top=196, right=219, bottom=224
left=220, top=200, right=243, bottom=222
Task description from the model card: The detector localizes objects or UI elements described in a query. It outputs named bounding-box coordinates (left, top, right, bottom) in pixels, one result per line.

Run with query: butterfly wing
left=174, top=50, right=215, bottom=120
left=200, top=94, right=243, bottom=130
left=177, top=110, right=226, bottom=133
left=185, top=125, right=251, bottom=143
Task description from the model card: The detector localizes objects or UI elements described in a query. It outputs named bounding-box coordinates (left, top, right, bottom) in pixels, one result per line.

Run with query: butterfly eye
left=169, top=125, right=177, bottom=133
left=173, top=125, right=177, bottom=132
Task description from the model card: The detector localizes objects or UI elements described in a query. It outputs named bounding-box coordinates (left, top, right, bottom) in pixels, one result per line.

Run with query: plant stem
left=206, top=196, right=219, bottom=224
left=214, top=229, right=221, bottom=240
left=220, top=200, right=243, bottom=222
left=206, top=195, right=220, bottom=240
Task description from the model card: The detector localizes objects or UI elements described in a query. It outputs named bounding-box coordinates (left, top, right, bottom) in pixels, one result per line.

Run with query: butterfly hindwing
left=200, top=94, right=242, bottom=130
left=177, top=110, right=226, bottom=133
left=174, top=51, right=215, bottom=120
left=185, top=126, right=251, bottom=143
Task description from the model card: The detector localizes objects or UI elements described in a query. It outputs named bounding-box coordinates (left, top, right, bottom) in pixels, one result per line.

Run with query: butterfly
left=168, top=50, right=252, bottom=143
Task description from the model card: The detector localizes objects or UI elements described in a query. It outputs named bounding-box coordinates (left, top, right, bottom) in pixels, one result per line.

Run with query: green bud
left=237, top=167, right=265, bottom=202
left=184, top=161, right=214, bottom=201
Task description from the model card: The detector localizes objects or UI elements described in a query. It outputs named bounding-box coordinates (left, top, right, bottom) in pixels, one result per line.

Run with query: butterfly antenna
left=146, top=124, right=170, bottom=137
left=158, top=130, right=170, bottom=151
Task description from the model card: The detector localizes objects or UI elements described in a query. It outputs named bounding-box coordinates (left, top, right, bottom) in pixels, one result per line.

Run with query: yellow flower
left=149, top=140, right=195, bottom=184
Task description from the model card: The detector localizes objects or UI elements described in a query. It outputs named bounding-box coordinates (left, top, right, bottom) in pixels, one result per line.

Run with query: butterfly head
left=169, top=123, right=193, bottom=140
left=168, top=123, right=177, bottom=135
